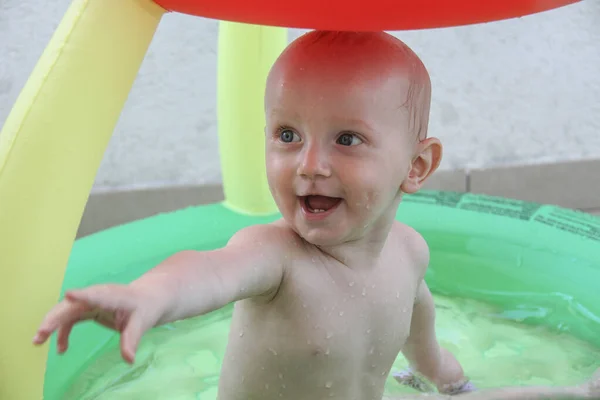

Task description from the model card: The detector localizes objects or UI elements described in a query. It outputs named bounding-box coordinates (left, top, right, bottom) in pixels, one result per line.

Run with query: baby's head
left=264, top=30, right=442, bottom=246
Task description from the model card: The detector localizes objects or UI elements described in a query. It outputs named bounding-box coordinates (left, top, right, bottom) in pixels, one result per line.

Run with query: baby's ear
left=400, top=137, right=443, bottom=194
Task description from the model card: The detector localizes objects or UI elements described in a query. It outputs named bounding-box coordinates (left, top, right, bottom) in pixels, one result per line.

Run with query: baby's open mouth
left=300, top=195, right=342, bottom=214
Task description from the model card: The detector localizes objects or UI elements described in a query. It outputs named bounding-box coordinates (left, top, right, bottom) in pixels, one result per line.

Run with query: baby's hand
left=33, top=284, right=163, bottom=364
left=393, top=367, right=476, bottom=395
left=392, top=368, right=436, bottom=392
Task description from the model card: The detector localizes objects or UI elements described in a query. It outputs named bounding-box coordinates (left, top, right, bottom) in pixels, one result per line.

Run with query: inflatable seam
left=0, top=0, right=91, bottom=177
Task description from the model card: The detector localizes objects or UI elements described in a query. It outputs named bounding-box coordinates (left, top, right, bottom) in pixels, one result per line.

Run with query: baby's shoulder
left=227, top=219, right=303, bottom=254
left=389, top=221, right=430, bottom=276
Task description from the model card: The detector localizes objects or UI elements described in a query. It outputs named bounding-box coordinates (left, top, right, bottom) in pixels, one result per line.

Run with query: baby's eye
left=279, top=129, right=301, bottom=143
left=337, top=133, right=362, bottom=146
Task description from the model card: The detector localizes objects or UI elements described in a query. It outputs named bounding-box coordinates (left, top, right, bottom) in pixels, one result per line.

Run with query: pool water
left=62, top=294, right=600, bottom=399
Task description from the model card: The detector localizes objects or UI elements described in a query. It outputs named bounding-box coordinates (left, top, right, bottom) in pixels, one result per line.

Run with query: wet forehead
left=265, top=63, right=411, bottom=132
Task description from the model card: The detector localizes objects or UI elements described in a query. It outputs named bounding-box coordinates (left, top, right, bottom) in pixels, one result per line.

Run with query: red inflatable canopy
left=153, top=0, right=580, bottom=30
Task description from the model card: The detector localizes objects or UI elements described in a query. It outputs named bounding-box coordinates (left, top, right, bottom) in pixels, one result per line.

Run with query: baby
left=34, top=31, right=599, bottom=400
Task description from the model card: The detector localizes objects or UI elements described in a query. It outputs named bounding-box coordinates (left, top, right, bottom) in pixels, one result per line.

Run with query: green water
left=62, top=294, right=600, bottom=399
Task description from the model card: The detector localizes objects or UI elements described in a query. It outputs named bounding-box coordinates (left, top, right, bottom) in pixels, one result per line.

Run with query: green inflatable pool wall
left=43, top=191, right=600, bottom=399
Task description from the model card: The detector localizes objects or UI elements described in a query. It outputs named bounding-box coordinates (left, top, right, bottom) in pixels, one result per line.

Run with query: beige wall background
left=1, top=0, right=599, bottom=195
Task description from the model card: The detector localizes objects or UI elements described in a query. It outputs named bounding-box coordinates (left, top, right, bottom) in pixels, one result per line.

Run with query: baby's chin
left=277, top=203, right=376, bottom=247
left=286, top=219, right=358, bottom=248
left=300, top=231, right=346, bottom=247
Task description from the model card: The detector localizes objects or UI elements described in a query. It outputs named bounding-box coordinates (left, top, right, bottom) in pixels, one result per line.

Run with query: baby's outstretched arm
left=33, top=224, right=287, bottom=363
left=399, top=280, right=470, bottom=394
left=131, top=224, right=287, bottom=323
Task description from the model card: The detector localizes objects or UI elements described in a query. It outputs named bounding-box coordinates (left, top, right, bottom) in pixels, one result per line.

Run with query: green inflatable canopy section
left=43, top=191, right=600, bottom=399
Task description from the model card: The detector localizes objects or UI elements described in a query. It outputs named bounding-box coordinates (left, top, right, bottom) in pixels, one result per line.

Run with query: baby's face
left=264, top=58, right=418, bottom=246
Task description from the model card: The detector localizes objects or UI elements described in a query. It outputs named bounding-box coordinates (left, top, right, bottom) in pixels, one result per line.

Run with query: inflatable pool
left=42, top=191, right=600, bottom=399
left=0, top=0, right=589, bottom=399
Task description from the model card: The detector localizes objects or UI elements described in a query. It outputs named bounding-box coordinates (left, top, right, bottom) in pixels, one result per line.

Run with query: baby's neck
left=313, top=220, right=394, bottom=270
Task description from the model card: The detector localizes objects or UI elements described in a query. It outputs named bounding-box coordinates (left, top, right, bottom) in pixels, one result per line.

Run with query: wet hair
left=282, top=30, right=432, bottom=140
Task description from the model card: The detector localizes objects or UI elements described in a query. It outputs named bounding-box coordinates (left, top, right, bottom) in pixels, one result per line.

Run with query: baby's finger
left=66, top=284, right=135, bottom=311
left=56, top=320, right=77, bottom=353
left=33, top=300, right=88, bottom=345
left=120, top=313, right=149, bottom=364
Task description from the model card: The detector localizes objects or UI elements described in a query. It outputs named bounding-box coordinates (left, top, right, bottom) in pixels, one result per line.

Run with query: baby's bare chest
left=219, top=258, right=420, bottom=399
left=275, top=262, right=418, bottom=360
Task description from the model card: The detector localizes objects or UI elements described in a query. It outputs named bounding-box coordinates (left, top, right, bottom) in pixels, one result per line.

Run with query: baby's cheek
left=347, top=189, right=380, bottom=215
left=268, top=174, right=296, bottom=212
left=363, top=169, right=391, bottom=200
left=269, top=184, right=288, bottom=210
left=360, top=179, right=400, bottom=217
left=266, top=160, right=288, bottom=191
left=367, top=190, right=393, bottom=217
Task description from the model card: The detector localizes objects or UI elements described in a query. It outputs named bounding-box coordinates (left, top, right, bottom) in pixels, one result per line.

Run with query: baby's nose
left=297, top=146, right=332, bottom=179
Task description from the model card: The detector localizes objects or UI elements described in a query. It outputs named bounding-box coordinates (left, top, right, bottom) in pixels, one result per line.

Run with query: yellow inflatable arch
left=0, top=0, right=286, bottom=398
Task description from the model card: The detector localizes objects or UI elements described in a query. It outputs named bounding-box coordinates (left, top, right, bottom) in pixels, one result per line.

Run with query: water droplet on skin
left=402, top=307, right=408, bottom=313
left=348, top=281, right=355, bottom=287
left=366, top=329, right=372, bottom=334
left=239, top=330, right=244, bottom=337
left=350, top=294, right=355, bottom=298
left=371, top=284, right=376, bottom=289
left=269, top=348, right=278, bottom=356
left=311, top=257, right=316, bottom=263
left=339, top=311, right=344, bottom=316
left=307, top=340, right=312, bottom=345
left=362, top=288, right=367, bottom=296
left=240, top=287, right=246, bottom=292
left=278, top=373, right=284, bottom=379
left=369, top=347, right=374, bottom=354
left=261, top=366, right=266, bottom=370
left=265, top=383, right=270, bottom=390
left=282, top=383, right=286, bottom=389
left=371, top=364, right=376, bottom=368
left=302, top=303, right=307, bottom=308
left=396, top=291, right=400, bottom=299
left=325, top=381, right=333, bottom=388
left=326, top=332, right=333, bottom=339
left=325, top=348, right=330, bottom=355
